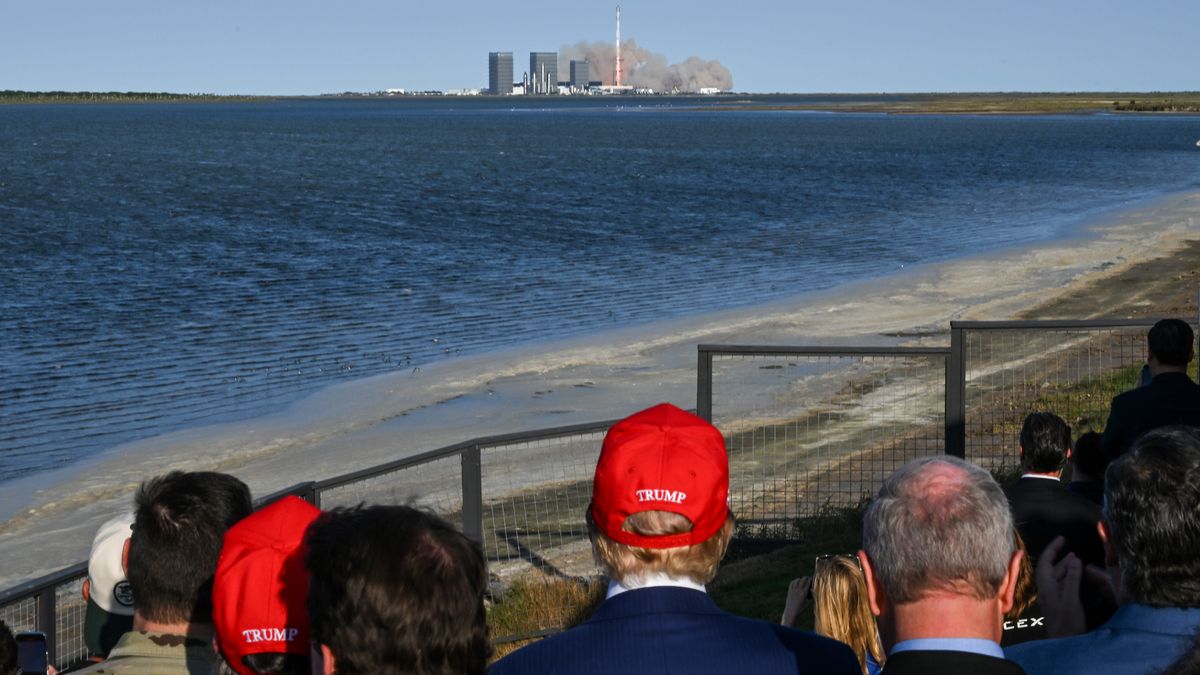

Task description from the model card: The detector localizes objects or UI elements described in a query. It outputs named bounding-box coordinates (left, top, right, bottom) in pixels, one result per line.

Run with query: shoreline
left=1, top=188, right=1198, bottom=588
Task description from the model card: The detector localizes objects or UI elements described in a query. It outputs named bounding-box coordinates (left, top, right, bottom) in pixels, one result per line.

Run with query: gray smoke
left=559, top=39, right=733, bottom=92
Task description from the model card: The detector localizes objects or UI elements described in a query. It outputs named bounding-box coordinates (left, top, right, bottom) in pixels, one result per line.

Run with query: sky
left=2, top=0, right=1198, bottom=95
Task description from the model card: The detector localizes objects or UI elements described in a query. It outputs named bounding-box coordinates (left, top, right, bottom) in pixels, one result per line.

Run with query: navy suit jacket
left=1101, top=372, right=1200, bottom=461
left=1005, top=477, right=1104, bottom=567
left=488, top=587, right=860, bottom=675
left=1005, top=603, right=1200, bottom=675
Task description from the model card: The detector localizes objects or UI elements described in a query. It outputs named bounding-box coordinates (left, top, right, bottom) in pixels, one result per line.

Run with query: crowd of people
left=2, top=319, right=1198, bottom=674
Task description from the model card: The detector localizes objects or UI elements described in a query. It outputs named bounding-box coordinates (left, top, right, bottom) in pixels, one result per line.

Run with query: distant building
left=529, top=52, right=558, bottom=95
left=570, top=60, right=589, bottom=90
left=489, top=52, right=513, bottom=95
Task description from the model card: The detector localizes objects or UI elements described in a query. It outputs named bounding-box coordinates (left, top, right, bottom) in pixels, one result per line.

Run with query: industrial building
left=488, top=52, right=513, bottom=95
left=569, top=60, right=589, bottom=90
left=529, top=52, right=558, bottom=95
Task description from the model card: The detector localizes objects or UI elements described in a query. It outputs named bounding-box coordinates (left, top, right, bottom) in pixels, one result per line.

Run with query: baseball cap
left=84, top=514, right=135, bottom=656
left=213, top=496, right=321, bottom=675
left=590, top=403, right=730, bottom=549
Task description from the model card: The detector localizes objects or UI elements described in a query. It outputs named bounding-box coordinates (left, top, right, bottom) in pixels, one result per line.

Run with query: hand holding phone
left=15, top=631, right=48, bottom=675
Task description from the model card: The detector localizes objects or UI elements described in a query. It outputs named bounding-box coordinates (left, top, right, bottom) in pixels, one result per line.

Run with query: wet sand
left=1, top=189, right=1198, bottom=589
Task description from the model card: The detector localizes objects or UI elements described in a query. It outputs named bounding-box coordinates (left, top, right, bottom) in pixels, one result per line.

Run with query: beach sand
left=2, top=189, right=1198, bottom=590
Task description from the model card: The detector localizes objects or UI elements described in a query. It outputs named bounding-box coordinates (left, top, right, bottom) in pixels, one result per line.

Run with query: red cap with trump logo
left=590, top=403, right=730, bottom=549
left=213, top=496, right=321, bottom=675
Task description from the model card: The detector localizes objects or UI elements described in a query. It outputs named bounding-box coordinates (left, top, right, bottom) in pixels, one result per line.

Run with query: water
left=2, top=98, right=1199, bottom=482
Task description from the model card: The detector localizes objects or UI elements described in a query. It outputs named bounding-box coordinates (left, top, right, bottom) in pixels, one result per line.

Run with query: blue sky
left=3, top=0, right=1197, bottom=94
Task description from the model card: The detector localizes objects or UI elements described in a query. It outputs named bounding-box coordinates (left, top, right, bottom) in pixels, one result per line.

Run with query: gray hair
left=862, top=456, right=1015, bottom=604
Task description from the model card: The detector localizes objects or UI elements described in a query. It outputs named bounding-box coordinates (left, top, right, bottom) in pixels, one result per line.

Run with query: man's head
left=1071, top=431, right=1106, bottom=482
left=1019, top=412, right=1071, bottom=474
left=859, top=456, right=1021, bottom=646
left=305, top=505, right=490, bottom=675
left=1147, top=318, right=1195, bottom=369
left=127, top=471, right=253, bottom=625
left=213, top=496, right=321, bottom=675
left=0, top=620, right=15, bottom=675
left=588, top=403, right=734, bottom=586
left=1102, top=425, right=1200, bottom=607
left=83, top=514, right=135, bottom=656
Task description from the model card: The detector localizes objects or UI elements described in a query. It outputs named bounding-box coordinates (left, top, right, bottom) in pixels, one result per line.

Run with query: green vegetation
left=705, top=92, right=1200, bottom=115
left=0, top=90, right=267, bottom=104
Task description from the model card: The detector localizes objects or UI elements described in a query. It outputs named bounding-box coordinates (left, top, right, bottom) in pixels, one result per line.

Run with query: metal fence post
left=37, top=586, right=56, bottom=667
left=461, top=445, right=484, bottom=546
left=697, top=346, right=713, bottom=422
left=946, top=324, right=966, bottom=458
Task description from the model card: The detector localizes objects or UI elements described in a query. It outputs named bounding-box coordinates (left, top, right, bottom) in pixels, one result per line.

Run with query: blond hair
left=813, top=556, right=885, bottom=675
left=589, top=510, right=734, bottom=585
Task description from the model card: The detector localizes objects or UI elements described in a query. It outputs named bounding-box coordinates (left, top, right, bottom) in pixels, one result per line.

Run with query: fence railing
left=3, top=317, right=1195, bottom=671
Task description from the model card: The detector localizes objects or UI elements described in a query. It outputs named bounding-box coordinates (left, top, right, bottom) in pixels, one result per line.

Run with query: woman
left=781, top=554, right=884, bottom=675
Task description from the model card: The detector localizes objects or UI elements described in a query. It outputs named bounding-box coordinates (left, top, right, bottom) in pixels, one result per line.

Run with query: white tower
left=615, top=5, right=623, bottom=87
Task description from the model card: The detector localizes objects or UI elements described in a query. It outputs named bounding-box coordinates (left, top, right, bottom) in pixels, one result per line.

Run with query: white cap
left=88, top=514, right=135, bottom=615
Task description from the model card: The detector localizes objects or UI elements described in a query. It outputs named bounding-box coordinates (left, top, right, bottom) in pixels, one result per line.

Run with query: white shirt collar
left=605, top=572, right=707, bottom=599
left=1020, top=473, right=1062, bottom=482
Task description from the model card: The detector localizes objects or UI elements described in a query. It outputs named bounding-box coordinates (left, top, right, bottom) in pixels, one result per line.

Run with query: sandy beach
left=2, top=188, right=1198, bottom=590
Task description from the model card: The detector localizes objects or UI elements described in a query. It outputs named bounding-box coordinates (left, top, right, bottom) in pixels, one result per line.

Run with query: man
left=491, top=403, right=859, bottom=675
left=305, top=504, right=491, bottom=675
left=1066, top=431, right=1105, bottom=506
left=1004, top=413, right=1103, bottom=566
left=74, top=471, right=253, bottom=674
left=81, top=514, right=136, bottom=660
left=0, top=620, right=15, bottom=675
left=1005, top=426, right=1200, bottom=674
left=213, top=496, right=321, bottom=675
left=1101, top=318, right=1200, bottom=460
left=859, top=456, right=1026, bottom=675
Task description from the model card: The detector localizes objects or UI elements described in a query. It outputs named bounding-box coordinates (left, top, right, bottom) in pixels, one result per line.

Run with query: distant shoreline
left=3, top=90, right=1200, bottom=114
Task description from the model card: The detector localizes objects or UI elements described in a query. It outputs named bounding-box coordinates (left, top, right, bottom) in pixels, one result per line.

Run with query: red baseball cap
left=591, top=403, right=730, bottom=549
left=213, top=496, right=321, bottom=674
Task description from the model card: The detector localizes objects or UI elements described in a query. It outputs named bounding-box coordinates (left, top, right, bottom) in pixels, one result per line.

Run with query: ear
left=857, top=550, right=885, bottom=617
left=121, top=537, right=131, bottom=575
left=81, top=578, right=91, bottom=602
left=1019, top=444, right=1026, bottom=463
left=320, top=643, right=337, bottom=675
left=998, top=547, right=1024, bottom=615
left=1066, top=446, right=1073, bottom=461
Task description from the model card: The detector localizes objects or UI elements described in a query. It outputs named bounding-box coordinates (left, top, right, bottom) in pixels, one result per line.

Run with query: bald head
left=862, top=456, right=1015, bottom=604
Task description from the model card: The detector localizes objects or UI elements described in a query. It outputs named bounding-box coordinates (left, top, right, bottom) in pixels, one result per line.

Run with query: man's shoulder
left=490, top=593, right=858, bottom=674
left=1006, top=605, right=1200, bottom=675
left=70, top=631, right=216, bottom=674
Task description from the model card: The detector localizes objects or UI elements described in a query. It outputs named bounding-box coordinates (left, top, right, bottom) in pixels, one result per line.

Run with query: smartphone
left=15, top=631, right=48, bottom=675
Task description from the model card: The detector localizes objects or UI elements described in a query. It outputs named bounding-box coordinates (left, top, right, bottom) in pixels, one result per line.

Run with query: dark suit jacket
left=881, top=650, right=1026, bottom=675
left=1005, top=476, right=1104, bottom=567
left=1101, top=371, right=1200, bottom=461
left=488, top=587, right=860, bottom=675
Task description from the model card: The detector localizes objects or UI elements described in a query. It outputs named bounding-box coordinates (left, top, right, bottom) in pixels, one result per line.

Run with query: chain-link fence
left=952, top=320, right=1195, bottom=472
left=6, top=318, right=1196, bottom=668
left=699, top=346, right=949, bottom=538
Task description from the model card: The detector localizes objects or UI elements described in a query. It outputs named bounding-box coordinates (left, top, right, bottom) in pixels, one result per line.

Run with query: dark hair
left=1147, top=319, right=1195, bottom=367
left=128, top=471, right=252, bottom=624
left=1105, top=426, right=1200, bottom=607
left=305, top=505, right=491, bottom=675
left=0, top=620, right=15, bottom=675
left=1019, top=412, right=1071, bottom=473
left=243, top=653, right=311, bottom=674
left=1071, top=431, right=1107, bottom=480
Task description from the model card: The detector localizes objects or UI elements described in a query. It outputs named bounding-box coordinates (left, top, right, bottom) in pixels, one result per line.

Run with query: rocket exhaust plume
left=561, top=38, right=733, bottom=92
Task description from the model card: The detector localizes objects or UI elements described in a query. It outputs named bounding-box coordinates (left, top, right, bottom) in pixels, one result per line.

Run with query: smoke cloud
left=559, top=39, right=733, bottom=92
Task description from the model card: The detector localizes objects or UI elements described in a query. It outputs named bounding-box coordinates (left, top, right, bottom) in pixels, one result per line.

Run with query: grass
left=488, top=575, right=606, bottom=659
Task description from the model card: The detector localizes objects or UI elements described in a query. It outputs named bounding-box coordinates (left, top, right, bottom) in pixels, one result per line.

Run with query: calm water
left=2, top=98, right=1199, bottom=481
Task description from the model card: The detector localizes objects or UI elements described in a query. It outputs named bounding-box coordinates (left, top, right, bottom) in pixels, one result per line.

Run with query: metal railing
left=4, top=317, right=1196, bottom=670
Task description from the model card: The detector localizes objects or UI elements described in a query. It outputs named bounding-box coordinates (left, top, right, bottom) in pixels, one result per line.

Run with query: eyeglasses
left=814, top=553, right=859, bottom=572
